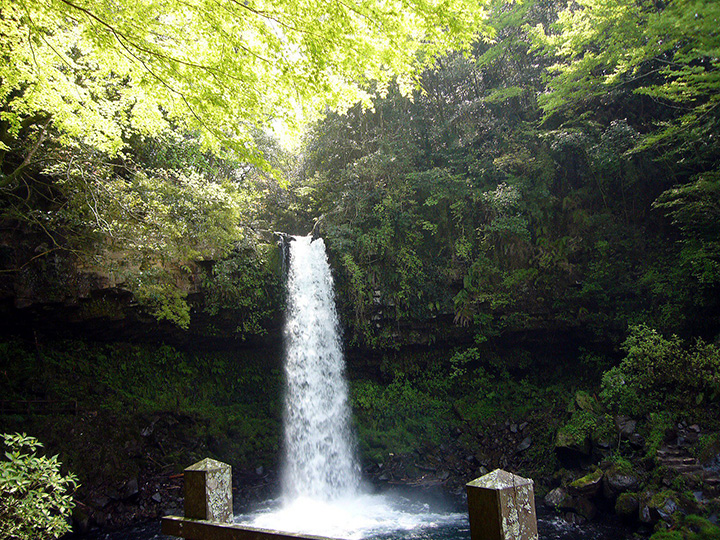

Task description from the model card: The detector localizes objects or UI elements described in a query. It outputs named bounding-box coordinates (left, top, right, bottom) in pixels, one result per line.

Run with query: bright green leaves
left=0, top=433, right=78, bottom=540
left=600, top=324, right=720, bottom=416
left=536, top=0, right=720, bottom=150
left=2, top=0, right=494, bottom=166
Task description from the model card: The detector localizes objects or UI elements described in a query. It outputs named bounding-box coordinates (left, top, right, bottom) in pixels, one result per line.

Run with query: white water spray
left=281, top=235, right=360, bottom=500
left=242, top=235, right=465, bottom=539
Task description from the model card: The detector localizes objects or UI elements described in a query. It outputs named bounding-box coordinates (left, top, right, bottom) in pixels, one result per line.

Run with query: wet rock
left=604, top=466, right=639, bottom=498
left=615, top=416, right=637, bottom=438
left=121, top=477, right=139, bottom=500
left=545, top=487, right=573, bottom=508
left=569, top=468, right=603, bottom=497
left=572, top=497, right=598, bottom=520
left=564, top=512, right=587, bottom=526
left=517, top=436, right=532, bottom=452
left=615, top=493, right=639, bottom=520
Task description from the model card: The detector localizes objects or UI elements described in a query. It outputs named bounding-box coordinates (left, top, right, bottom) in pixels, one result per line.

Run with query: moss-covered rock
left=555, top=426, right=591, bottom=456
left=640, top=490, right=682, bottom=525
left=569, top=468, right=604, bottom=496
left=615, top=492, right=640, bottom=520
left=604, top=460, right=640, bottom=498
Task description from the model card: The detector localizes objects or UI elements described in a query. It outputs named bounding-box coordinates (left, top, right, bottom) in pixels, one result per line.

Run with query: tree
left=1, top=0, right=494, bottom=176
left=534, top=0, right=720, bottom=157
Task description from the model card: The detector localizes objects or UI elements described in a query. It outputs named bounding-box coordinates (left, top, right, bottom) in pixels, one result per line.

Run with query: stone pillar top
left=466, top=469, right=538, bottom=540
left=466, top=469, right=534, bottom=490
left=185, top=458, right=229, bottom=472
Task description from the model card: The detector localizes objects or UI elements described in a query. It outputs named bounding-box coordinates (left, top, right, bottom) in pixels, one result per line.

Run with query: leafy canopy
left=1, top=0, right=494, bottom=167
left=534, top=0, right=720, bottom=150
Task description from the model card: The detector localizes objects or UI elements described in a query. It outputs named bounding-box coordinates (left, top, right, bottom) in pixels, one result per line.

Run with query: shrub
left=0, top=433, right=78, bottom=540
left=600, top=325, right=720, bottom=415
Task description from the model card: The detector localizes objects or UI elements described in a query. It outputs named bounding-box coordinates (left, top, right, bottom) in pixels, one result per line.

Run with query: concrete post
left=184, top=458, right=233, bottom=523
left=466, top=469, right=538, bottom=540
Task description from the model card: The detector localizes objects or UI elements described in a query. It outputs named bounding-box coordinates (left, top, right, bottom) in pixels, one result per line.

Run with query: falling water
left=244, top=235, right=466, bottom=538
left=281, top=235, right=360, bottom=500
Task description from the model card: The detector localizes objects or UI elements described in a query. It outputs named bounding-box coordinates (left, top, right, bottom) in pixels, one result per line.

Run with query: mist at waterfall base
left=236, top=235, right=464, bottom=539
left=233, top=236, right=625, bottom=540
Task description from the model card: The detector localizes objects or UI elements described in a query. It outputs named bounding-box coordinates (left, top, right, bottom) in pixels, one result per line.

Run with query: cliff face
left=0, top=225, right=285, bottom=347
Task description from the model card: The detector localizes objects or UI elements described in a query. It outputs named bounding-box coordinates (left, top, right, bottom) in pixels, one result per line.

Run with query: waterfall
left=242, top=235, right=463, bottom=540
left=281, top=235, right=360, bottom=501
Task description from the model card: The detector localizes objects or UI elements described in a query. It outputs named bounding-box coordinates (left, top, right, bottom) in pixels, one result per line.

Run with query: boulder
left=555, top=429, right=591, bottom=457
left=571, top=496, right=598, bottom=520
left=639, top=491, right=680, bottom=525
left=544, top=486, right=596, bottom=520
left=564, top=512, right=587, bottom=526
left=604, top=465, right=640, bottom=498
left=545, top=487, right=573, bottom=509
left=569, top=468, right=604, bottom=497
left=517, top=436, right=532, bottom=452
left=615, top=493, right=639, bottom=520
left=615, top=416, right=637, bottom=438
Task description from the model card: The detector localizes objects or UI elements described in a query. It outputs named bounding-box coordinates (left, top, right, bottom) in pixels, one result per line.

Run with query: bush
left=650, top=514, right=720, bottom=539
left=600, top=325, right=720, bottom=415
left=0, top=433, right=78, bottom=540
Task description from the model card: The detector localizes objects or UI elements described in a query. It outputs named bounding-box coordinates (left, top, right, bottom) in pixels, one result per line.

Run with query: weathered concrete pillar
left=184, top=458, right=233, bottom=523
left=466, top=469, right=538, bottom=540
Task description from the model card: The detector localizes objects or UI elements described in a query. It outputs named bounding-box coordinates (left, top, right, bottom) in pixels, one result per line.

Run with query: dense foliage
left=0, top=0, right=493, bottom=330
left=0, top=433, right=78, bottom=540
left=1, top=0, right=490, bottom=161
left=270, top=0, right=720, bottom=348
left=0, top=338, right=283, bottom=474
left=1, top=2, right=719, bottom=535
